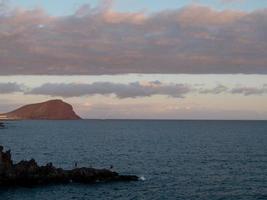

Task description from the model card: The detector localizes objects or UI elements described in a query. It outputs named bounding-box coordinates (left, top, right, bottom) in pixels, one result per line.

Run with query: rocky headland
left=0, top=146, right=138, bottom=187
left=0, top=100, right=81, bottom=120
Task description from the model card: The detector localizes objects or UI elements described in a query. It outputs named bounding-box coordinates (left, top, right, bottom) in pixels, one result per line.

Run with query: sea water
left=0, top=120, right=267, bottom=200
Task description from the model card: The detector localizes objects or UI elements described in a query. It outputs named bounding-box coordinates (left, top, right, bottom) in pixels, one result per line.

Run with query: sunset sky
left=0, top=0, right=267, bottom=119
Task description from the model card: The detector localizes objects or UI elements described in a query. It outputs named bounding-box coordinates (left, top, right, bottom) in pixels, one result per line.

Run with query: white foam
left=139, top=176, right=146, bottom=181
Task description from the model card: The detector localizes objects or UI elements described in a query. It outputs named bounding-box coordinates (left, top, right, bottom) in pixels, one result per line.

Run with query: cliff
left=0, top=100, right=81, bottom=120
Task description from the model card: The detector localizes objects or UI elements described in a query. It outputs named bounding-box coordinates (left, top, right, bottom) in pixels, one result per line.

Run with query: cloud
left=0, top=82, right=23, bottom=93
left=0, top=2, right=266, bottom=75
left=1, top=80, right=267, bottom=98
left=231, top=86, right=267, bottom=95
left=199, top=84, right=228, bottom=94
left=220, top=0, right=245, bottom=4
left=27, top=81, right=192, bottom=98
left=25, top=81, right=267, bottom=98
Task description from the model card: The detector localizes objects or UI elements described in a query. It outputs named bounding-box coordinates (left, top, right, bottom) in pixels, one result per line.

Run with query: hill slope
left=1, top=100, right=81, bottom=120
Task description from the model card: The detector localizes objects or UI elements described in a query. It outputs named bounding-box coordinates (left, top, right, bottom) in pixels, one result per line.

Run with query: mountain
left=0, top=100, right=81, bottom=120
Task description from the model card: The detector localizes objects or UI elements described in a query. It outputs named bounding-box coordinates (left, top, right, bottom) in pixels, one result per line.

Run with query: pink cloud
left=0, top=3, right=266, bottom=75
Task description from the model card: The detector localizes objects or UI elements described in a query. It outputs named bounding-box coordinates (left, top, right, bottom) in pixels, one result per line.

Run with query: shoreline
left=0, top=146, right=139, bottom=187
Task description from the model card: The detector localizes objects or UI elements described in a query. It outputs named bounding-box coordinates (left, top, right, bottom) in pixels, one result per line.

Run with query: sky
left=0, top=0, right=267, bottom=119
left=7, top=0, right=267, bottom=15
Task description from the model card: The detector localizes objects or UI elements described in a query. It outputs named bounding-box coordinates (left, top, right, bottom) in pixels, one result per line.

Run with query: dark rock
left=0, top=122, right=5, bottom=128
left=0, top=146, right=138, bottom=187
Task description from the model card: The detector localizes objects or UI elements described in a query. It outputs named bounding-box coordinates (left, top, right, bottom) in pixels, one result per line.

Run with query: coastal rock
left=0, top=122, right=4, bottom=128
left=0, top=100, right=81, bottom=120
left=0, top=146, right=138, bottom=187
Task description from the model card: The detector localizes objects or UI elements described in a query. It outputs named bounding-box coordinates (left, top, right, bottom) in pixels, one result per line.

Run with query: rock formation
left=0, top=146, right=138, bottom=187
left=0, top=122, right=4, bottom=128
left=0, top=100, right=81, bottom=120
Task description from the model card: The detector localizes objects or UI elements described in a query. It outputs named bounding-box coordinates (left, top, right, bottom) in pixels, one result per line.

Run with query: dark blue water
left=0, top=120, right=267, bottom=200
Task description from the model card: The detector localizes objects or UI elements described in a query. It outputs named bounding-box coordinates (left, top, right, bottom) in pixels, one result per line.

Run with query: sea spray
left=139, top=176, right=146, bottom=181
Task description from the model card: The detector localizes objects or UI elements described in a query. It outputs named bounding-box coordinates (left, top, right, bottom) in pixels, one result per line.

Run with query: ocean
left=0, top=120, right=267, bottom=200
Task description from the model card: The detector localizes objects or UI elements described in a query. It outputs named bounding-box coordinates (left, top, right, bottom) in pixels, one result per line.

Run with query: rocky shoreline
left=0, top=146, right=138, bottom=187
left=0, top=122, right=5, bottom=128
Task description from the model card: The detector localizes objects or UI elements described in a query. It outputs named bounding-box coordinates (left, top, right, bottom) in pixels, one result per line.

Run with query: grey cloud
left=2, top=80, right=267, bottom=98
left=0, top=82, right=23, bottom=93
left=231, top=86, right=267, bottom=95
left=26, top=81, right=267, bottom=98
left=27, top=81, right=192, bottom=98
left=199, top=84, right=267, bottom=96
left=27, top=82, right=267, bottom=98
left=199, top=84, right=228, bottom=94
left=0, top=3, right=266, bottom=75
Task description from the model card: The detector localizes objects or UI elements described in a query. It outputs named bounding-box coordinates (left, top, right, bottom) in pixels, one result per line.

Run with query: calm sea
left=0, top=120, right=267, bottom=200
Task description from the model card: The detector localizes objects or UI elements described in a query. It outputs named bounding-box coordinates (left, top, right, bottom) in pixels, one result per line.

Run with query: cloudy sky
left=0, top=0, right=267, bottom=119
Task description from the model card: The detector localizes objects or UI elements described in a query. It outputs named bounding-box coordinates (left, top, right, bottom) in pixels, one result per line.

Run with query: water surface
left=0, top=120, right=267, bottom=200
